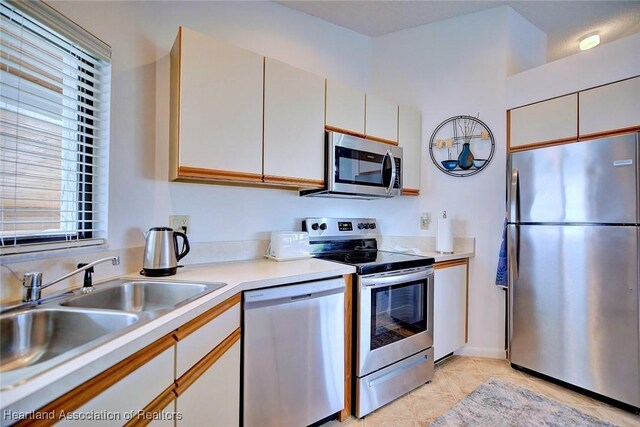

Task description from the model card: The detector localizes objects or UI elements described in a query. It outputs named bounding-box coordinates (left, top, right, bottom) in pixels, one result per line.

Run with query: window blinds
left=0, top=0, right=111, bottom=254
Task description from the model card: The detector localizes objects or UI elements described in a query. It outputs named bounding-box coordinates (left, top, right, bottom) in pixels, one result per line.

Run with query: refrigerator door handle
left=507, top=223, right=519, bottom=359
left=510, top=167, right=519, bottom=223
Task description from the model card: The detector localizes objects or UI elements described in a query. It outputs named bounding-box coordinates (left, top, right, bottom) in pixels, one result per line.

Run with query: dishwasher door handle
left=244, top=277, right=345, bottom=309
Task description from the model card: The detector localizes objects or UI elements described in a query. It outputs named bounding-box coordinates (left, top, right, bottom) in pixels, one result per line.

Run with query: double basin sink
left=0, top=279, right=225, bottom=384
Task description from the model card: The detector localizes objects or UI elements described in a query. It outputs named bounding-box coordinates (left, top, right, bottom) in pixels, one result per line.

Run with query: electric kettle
left=142, top=227, right=190, bottom=276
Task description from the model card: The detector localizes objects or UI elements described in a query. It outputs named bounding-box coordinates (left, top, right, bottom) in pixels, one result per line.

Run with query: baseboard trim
left=455, top=346, right=506, bottom=359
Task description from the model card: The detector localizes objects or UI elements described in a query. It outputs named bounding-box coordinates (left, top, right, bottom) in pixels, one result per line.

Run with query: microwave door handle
left=385, top=150, right=397, bottom=194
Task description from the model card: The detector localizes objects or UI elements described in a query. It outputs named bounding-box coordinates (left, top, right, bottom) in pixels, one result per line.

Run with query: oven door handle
left=362, top=269, right=431, bottom=289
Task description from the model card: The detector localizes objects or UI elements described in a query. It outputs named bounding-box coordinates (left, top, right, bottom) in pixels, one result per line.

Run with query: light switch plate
left=169, top=215, right=191, bottom=234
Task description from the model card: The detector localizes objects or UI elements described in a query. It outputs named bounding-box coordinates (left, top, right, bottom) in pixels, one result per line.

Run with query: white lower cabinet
left=434, top=260, right=468, bottom=361
left=148, top=401, right=177, bottom=427
left=176, top=341, right=241, bottom=427
left=174, top=295, right=241, bottom=427
left=56, top=347, right=175, bottom=426
left=26, top=295, right=241, bottom=427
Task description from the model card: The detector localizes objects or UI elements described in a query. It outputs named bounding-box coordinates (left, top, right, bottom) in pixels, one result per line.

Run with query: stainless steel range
left=303, top=217, right=435, bottom=417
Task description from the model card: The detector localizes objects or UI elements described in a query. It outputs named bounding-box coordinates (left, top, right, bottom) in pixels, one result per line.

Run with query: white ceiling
left=278, top=1, right=640, bottom=62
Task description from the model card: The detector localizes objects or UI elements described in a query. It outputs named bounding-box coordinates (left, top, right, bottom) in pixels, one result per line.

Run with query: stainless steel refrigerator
left=507, top=132, right=640, bottom=409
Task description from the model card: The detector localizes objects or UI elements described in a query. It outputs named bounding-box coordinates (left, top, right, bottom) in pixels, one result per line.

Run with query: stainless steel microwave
left=301, top=131, right=403, bottom=199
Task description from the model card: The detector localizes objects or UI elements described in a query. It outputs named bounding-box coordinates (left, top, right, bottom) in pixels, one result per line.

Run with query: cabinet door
left=325, top=79, right=365, bottom=135
left=365, top=94, right=398, bottom=143
left=57, top=347, right=175, bottom=426
left=148, top=400, right=177, bottom=427
left=509, top=94, right=577, bottom=150
left=434, top=262, right=468, bottom=361
left=172, top=27, right=263, bottom=181
left=398, top=105, right=421, bottom=194
left=176, top=341, right=240, bottom=427
left=263, top=58, right=325, bottom=187
left=579, top=77, right=640, bottom=137
left=175, top=297, right=240, bottom=378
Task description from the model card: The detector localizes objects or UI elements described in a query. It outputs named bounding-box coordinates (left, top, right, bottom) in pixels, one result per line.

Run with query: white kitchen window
left=0, top=0, right=111, bottom=255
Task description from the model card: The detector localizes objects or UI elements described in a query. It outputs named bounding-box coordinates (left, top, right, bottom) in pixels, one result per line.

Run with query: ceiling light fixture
left=579, top=34, right=600, bottom=51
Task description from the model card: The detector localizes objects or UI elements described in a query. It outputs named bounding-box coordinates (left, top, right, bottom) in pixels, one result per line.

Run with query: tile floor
left=325, top=356, right=640, bottom=427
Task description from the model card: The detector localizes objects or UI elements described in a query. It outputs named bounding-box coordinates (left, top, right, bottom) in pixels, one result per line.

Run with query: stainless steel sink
left=0, top=278, right=226, bottom=386
left=0, top=309, right=139, bottom=372
left=61, top=280, right=224, bottom=313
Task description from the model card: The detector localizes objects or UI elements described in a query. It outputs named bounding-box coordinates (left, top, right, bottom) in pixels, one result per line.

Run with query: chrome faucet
left=22, top=256, right=120, bottom=303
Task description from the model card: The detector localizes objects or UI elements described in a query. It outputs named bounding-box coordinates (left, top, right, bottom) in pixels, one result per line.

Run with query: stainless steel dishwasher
left=243, top=277, right=345, bottom=427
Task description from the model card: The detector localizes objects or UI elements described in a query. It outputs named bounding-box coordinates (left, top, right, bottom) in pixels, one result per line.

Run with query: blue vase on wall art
left=458, top=142, right=474, bottom=170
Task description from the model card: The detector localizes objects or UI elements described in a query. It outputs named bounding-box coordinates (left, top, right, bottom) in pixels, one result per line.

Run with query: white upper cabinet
left=171, top=27, right=264, bottom=182
left=398, top=105, right=421, bottom=194
left=509, top=93, right=577, bottom=149
left=366, top=94, right=398, bottom=143
left=263, top=58, right=325, bottom=186
left=325, top=79, right=366, bottom=135
left=579, top=77, right=640, bottom=137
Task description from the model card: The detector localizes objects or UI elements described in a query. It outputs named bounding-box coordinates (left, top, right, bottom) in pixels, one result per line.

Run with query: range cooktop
left=302, top=217, right=434, bottom=275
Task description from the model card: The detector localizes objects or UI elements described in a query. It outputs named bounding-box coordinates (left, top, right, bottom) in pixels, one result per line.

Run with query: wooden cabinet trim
left=507, top=127, right=640, bottom=153
left=174, top=293, right=240, bottom=341
left=434, top=258, right=469, bottom=269
left=465, top=258, right=470, bottom=343
left=508, top=136, right=578, bottom=153
left=16, top=335, right=176, bottom=427
left=177, top=166, right=262, bottom=183
left=124, top=385, right=176, bottom=427
left=402, top=188, right=419, bottom=196
left=364, top=134, right=399, bottom=146
left=325, top=125, right=399, bottom=146
left=169, top=27, right=183, bottom=181
left=262, top=175, right=324, bottom=188
left=338, top=274, right=353, bottom=422
left=174, top=328, right=241, bottom=396
left=578, top=126, right=640, bottom=142
left=506, top=109, right=511, bottom=152
left=325, top=125, right=365, bottom=139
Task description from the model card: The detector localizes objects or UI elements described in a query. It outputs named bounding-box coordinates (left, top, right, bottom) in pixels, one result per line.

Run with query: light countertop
left=1, top=258, right=354, bottom=413
left=1, top=249, right=474, bottom=413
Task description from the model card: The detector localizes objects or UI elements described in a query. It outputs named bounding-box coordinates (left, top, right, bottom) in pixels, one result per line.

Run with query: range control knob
left=370, top=223, right=377, bottom=230
left=311, top=223, right=319, bottom=231
left=363, top=223, right=370, bottom=229
left=319, top=223, right=327, bottom=230
left=357, top=223, right=364, bottom=230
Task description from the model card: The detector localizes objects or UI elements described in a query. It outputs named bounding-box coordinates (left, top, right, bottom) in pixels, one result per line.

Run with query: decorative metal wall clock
left=429, top=115, right=495, bottom=177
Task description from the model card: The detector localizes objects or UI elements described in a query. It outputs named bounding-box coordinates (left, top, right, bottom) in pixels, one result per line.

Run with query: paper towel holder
left=436, top=211, right=454, bottom=254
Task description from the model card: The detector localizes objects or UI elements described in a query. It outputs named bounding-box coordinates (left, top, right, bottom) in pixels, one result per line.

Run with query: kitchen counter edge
left=0, top=257, right=355, bottom=414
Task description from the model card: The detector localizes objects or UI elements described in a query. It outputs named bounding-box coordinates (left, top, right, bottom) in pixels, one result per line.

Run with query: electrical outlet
left=169, top=215, right=191, bottom=234
left=420, top=212, right=431, bottom=230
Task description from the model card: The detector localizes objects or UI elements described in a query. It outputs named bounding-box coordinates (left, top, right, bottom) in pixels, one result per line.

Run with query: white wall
left=1, top=1, right=422, bottom=299
left=371, top=6, right=513, bottom=358
left=506, top=7, right=546, bottom=76
left=41, top=0, right=424, bottom=251
left=508, top=32, right=640, bottom=108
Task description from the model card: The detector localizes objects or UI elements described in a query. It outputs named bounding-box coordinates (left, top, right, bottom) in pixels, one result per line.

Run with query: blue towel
left=495, top=217, right=508, bottom=288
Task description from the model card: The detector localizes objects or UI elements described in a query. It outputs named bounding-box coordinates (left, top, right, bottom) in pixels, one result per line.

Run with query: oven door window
left=370, top=280, right=426, bottom=350
left=335, top=147, right=390, bottom=187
